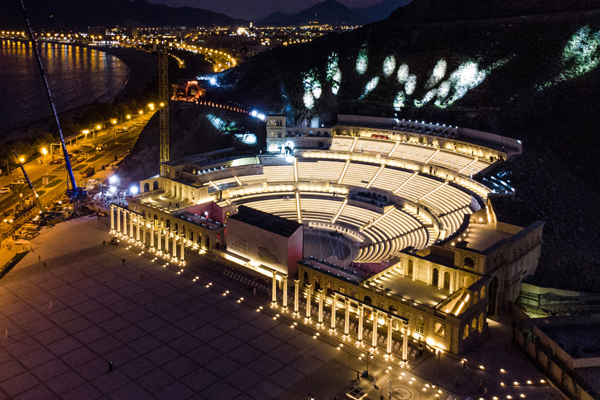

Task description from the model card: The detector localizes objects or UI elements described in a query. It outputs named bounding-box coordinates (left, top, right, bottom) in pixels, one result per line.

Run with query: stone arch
left=153, top=214, right=158, bottom=226
left=432, top=267, right=439, bottom=287
left=166, top=220, right=171, bottom=229
left=473, top=291, right=479, bottom=305
left=443, top=271, right=451, bottom=291
left=478, top=313, right=484, bottom=333
left=480, top=286, right=486, bottom=299
left=389, top=305, right=398, bottom=314
left=464, top=257, right=475, bottom=269
left=463, top=325, right=469, bottom=339
left=205, top=234, right=210, bottom=249
left=144, top=183, right=150, bottom=192
left=363, top=296, right=372, bottom=305
left=152, top=181, right=159, bottom=191
left=174, top=223, right=178, bottom=234
left=471, top=318, right=477, bottom=330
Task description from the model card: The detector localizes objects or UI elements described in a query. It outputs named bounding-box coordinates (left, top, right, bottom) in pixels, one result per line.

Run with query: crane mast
left=159, top=47, right=170, bottom=163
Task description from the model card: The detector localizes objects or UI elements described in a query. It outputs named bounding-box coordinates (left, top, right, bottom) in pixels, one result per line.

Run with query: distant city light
left=109, top=186, right=117, bottom=194
left=130, top=186, right=139, bottom=195
left=109, top=176, right=118, bottom=184
left=286, top=156, right=294, bottom=163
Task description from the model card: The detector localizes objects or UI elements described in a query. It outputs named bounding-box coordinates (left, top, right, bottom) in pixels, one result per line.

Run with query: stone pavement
left=0, top=216, right=566, bottom=399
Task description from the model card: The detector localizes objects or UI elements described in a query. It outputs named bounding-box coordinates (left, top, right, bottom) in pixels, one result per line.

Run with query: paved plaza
left=0, top=216, right=565, bottom=399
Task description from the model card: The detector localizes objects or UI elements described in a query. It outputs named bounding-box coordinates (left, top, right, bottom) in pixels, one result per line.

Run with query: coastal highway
left=0, top=117, right=148, bottom=223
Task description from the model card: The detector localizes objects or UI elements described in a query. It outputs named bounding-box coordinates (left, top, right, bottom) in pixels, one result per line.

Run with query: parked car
left=0, top=186, right=10, bottom=194
left=50, top=159, right=62, bottom=165
left=13, top=179, right=25, bottom=184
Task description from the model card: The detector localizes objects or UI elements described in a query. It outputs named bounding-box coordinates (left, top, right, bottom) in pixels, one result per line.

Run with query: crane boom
left=19, top=0, right=79, bottom=195
left=14, top=151, right=43, bottom=210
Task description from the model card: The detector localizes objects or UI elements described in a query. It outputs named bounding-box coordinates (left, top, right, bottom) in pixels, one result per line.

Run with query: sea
left=0, top=39, right=129, bottom=133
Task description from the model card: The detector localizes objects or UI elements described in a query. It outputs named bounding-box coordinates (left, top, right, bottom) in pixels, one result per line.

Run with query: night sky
left=147, top=0, right=383, bottom=20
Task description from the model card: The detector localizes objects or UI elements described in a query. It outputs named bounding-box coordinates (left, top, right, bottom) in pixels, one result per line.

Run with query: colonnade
left=282, top=279, right=409, bottom=360
left=110, top=205, right=185, bottom=263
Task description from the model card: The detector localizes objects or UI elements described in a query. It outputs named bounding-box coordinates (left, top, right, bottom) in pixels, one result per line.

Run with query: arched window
left=480, top=286, right=486, bottom=299
left=478, top=313, right=484, bottom=333
left=463, top=325, right=469, bottom=339
left=407, top=260, right=414, bottom=278
left=432, top=268, right=439, bottom=287
left=197, top=233, right=202, bottom=245
left=303, top=271, right=308, bottom=283
left=154, top=214, right=158, bottom=226
left=182, top=225, right=186, bottom=236
left=190, top=231, right=194, bottom=242
left=174, top=223, right=178, bottom=234
left=389, top=305, right=398, bottom=313
left=364, top=296, right=372, bottom=305
left=473, top=292, right=479, bottom=304
left=464, top=257, right=475, bottom=269
left=152, top=181, right=159, bottom=191
left=205, top=234, right=210, bottom=249
left=144, top=183, right=150, bottom=192
left=166, top=220, right=170, bottom=229
left=471, top=318, right=477, bottom=330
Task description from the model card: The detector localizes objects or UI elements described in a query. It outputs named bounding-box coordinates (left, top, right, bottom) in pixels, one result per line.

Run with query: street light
left=358, top=349, right=374, bottom=378
left=82, top=129, right=90, bottom=146
left=41, top=148, right=47, bottom=165
left=126, top=114, right=131, bottom=120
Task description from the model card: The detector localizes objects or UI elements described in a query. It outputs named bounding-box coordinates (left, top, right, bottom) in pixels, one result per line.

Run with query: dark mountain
left=352, top=0, right=412, bottom=22
left=256, top=0, right=371, bottom=27
left=0, top=0, right=244, bottom=31
left=223, top=0, right=600, bottom=293
left=256, top=12, right=290, bottom=25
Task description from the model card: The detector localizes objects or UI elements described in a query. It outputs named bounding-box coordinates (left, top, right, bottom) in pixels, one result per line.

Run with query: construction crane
left=14, top=151, right=42, bottom=210
left=158, top=46, right=170, bottom=163
left=19, top=0, right=83, bottom=199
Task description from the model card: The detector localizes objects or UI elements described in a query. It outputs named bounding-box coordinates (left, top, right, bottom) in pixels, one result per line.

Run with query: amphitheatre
left=111, top=114, right=543, bottom=357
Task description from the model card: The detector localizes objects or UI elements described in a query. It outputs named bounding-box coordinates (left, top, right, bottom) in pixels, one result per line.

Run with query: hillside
left=352, top=0, right=412, bottom=22
left=257, top=0, right=371, bottom=27
left=221, top=0, right=600, bottom=293
left=1, top=0, right=244, bottom=31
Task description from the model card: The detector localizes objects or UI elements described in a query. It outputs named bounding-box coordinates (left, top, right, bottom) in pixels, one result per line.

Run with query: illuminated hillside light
left=303, top=69, right=322, bottom=99
left=303, top=91, right=315, bottom=109
left=541, top=26, right=600, bottom=90
left=426, top=59, right=447, bottom=88
left=414, top=89, right=438, bottom=107
left=326, top=52, right=342, bottom=94
left=383, top=55, right=396, bottom=77
left=393, top=92, right=406, bottom=111
left=356, top=43, right=368, bottom=75
left=405, top=74, right=417, bottom=95
left=397, top=64, right=409, bottom=83
left=360, top=77, right=380, bottom=99
left=207, top=114, right=226, bottom=131
left=434, top=60, right=487, bottom=108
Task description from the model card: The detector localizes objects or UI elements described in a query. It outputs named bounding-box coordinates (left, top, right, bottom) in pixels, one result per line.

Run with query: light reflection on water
left=0, top=40, right=129, bottom=133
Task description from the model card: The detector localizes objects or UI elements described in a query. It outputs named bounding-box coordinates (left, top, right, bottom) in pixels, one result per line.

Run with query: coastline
left=0, top=40, right=158, bottom=141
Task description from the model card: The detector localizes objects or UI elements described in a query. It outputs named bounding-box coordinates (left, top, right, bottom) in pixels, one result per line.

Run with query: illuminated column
left=165, top=229, right=169, bottom=254
left=157, top=226, right=162, bottom=252
left=387, top=316, right=393, bottom=355
left=358, top=304, right=364, bottom=342
left=129, top=212, right=134, bottom=238
left=172, top=232, right=177, bottom=258
left=271, top=271, right=277, bottom=305
left=372, top=310, right=378, bottom=348
left=282, top=275, right=288, bottom=310
left=402, top=322, right=409, bottom=361
left=116, top=208, right=121, bottom=233
left=294, top=279, right=300, bottom=314
left=344, top=299, right=350, bottom=336
left=180, top=233, right=184, bottom=261
left=317, top=289, right=324, bottom=324
left=305, top=284, right=312, bottom=319
left=330, top=294, right=337, bottom=330
left=136, top=216, right=140, bottom=241
left=150, top=223, right=155, bottom=248
left=142, top=218, right=146, bottom=245
left=110, top=206, right=115, bottom=231
left=122, top=211, right=126, bottom=235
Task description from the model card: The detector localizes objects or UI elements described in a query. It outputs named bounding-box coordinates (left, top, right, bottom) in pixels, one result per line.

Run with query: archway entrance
left=432, top=268, right=439, bottom=287
left=407, top=260, right=413, bottom=278
left=443, top=271, right=451, bottom=291
left=488, top=277, right=498, bottom=316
